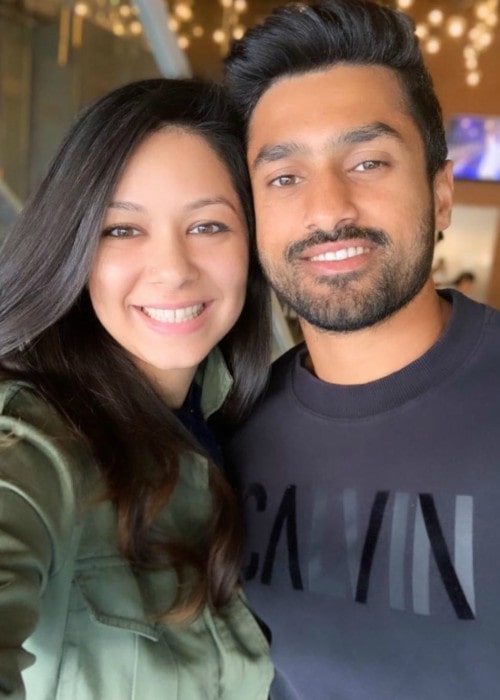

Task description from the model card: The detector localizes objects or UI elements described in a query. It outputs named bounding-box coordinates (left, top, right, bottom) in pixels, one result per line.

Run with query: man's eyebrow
left=337, top=122, right=403, bottom=145
left=251, top=122, right=403, bottom=171
left=252, top=142, right=304, bottom=171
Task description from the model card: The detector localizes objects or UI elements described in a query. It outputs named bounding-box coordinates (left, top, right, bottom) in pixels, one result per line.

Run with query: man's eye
left=190, top=222, right=229, bottom=235
left=269, top=174, right=300, bottom=187
left=102, top=226, right=140, bottom=238
left=353, top=160, right=385, bottom=172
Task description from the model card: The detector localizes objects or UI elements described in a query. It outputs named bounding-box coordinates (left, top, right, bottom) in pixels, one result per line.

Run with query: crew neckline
left=289, top=290, right=486, bottom=420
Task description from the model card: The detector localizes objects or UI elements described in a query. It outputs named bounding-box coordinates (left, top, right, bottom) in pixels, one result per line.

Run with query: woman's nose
left=145, top=234, right=199, bottom=288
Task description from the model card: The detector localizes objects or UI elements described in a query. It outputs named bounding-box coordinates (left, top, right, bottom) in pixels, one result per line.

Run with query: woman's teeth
left=141, top=304, right=205, bottom=323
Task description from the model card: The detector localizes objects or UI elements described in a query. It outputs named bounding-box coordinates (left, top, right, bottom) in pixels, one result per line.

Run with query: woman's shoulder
left=0, top=378, right=70, bottom=433
left=0, top=378, right=96, bottom=541
left=0, top=378, right=91, bottom=461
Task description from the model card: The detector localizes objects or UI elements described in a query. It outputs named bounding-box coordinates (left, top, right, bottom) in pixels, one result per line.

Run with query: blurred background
left=0, top=0, right=499, bottom=331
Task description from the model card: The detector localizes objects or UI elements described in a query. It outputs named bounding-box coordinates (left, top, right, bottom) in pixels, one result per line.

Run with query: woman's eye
left=102, top=226, right=140, bottom=238
left=270, top=174, right=300, bottom=187
left=190, top=222, right=229, bottom=235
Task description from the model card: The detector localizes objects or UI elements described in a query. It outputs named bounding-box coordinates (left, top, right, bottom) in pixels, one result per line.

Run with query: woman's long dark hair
left=0, top=79, right=271, bottom=614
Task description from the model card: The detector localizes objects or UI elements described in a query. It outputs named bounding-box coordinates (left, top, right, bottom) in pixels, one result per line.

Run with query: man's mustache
left=285, top=225, right=390, bottom=262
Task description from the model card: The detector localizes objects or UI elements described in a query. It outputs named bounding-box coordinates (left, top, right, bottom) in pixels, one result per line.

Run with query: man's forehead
left=246, top=65, right=414, bottom=161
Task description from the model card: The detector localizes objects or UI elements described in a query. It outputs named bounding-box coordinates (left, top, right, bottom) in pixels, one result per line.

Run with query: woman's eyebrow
left=184, top=196, right=239, bottom=214
left=107, top=200, right=146, bottom=212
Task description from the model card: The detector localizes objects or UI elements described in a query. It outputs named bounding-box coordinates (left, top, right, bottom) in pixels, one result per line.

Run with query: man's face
left=247, top=65, right=453, bottom=332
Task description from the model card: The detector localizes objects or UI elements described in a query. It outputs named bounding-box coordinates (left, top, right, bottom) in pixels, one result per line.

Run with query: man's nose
left=303, top=170, right=359, bottom=233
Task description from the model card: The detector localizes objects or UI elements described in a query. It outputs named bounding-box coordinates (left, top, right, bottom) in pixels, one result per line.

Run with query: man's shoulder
left=450, top=289, right=500, bottom=320
left=463, top=294, right=500, bottom=346
left=482, top=298, right=500, bottom=327
left=442, top=289, right=500, bottom=345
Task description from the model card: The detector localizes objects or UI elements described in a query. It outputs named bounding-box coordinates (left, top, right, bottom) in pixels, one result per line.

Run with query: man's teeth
left=310, top=246, right=370, bottom=262
left=141, top=304, right=204, bottom=323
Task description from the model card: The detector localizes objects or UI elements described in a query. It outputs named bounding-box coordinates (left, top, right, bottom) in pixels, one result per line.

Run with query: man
left=223, top=1, right=500, bottom=698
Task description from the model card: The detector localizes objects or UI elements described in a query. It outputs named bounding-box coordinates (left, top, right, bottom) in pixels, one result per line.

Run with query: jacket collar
left=196, top=346, right=233, bottom=420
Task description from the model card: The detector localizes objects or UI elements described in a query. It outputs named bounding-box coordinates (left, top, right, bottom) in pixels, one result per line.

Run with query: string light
left=212, top=0, right=248, bottom=55
left=60, top=1, right=497, bottom=89
left=428, top=8, right=445, bottom=26
left=174, top=2, right=193, bottom=23
left=74, top=2, right=89, bottom=17
left=64, top=1, right=146, bottom=40
left=466, top=69, right=481, bottom=85
left=425, top=36, right=441, bottom=54
left=446, top=15, right=467, bottom=38
left=161, top=1, right=248, bottom=56
left=405, top=0, right=498, bottom=87
left=212, top=29, right=225, bottom=44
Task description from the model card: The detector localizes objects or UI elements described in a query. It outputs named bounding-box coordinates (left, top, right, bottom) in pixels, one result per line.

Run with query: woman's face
left=88, top=128, right=249, bottom=405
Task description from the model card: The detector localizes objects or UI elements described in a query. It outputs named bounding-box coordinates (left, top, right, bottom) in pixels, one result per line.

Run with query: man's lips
left=300, top=240, right=374, bottom=262
left=286, top=226, right=389, bottom=263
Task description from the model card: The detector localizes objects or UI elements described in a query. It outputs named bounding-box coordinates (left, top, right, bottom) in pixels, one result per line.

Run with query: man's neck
left=301, top=281, right=452, bottom=385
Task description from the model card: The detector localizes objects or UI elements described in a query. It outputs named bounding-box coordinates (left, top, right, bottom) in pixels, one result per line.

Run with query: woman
left=0, top=78, right=272, bottom=698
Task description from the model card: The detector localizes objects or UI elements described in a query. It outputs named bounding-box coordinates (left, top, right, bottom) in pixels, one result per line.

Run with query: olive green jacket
left=0, top=350, right=272, bottom=699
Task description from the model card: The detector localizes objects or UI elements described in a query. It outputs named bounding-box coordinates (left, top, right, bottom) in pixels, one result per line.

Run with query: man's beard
left=260, top=211, right=435, bottom=333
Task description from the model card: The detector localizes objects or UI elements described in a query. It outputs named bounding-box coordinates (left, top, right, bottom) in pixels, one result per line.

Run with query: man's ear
left=433, top=160, right=454, bottom=233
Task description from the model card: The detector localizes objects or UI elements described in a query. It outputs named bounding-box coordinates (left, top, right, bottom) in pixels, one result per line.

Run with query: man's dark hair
left=224, top=0, right=448, bottom=178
